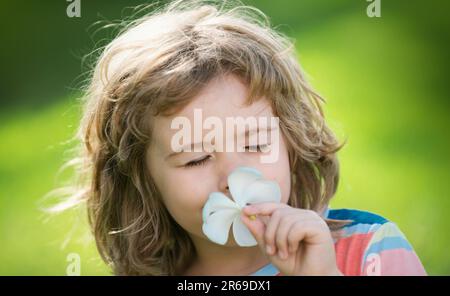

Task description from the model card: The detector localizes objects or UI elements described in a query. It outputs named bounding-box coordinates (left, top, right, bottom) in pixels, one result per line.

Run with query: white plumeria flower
left=202, top=166, right=281, bottom=247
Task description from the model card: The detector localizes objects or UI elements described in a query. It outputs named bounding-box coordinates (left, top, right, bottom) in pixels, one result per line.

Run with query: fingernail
left=278, top=250, right=287, bottom=260
left=249, top=215, right=256, bottom=221
left=266, top=245, right=273, bottom=254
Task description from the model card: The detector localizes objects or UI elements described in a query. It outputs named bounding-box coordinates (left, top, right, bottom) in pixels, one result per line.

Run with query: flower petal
left=232, top=215, right=257, bottom=247
left=202, top=192, right=239, bottom=223
left=228, top=166, right=263, bottom=208
left=240, top=179, right=281, bottom=206
left=202, top=209, right=239, bottom=245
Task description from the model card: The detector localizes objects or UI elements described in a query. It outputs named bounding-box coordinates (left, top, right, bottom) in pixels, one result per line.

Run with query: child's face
left=146, top=74, right=291, bottom=246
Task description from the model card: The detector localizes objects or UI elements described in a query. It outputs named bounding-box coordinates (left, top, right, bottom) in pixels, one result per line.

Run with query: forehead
left=150, top=74, right=275, bottom=153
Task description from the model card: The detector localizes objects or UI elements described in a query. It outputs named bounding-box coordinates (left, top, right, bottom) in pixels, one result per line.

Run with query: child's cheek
left=162, top=189, right=205, bottom=235
left=258, top=164, right=291, bottom=204
left=276, top=133, right=292, bottom=204
left=256, top=137, right=291, bottom=204
left=161, top=171, right=213, bottom=234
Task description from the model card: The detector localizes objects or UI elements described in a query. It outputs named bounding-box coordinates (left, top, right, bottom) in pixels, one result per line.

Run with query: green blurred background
left=1, top=0, right=449, bottom=275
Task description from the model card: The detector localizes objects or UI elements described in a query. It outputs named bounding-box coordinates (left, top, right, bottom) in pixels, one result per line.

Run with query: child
left=61, top=0, right=426, bottom=275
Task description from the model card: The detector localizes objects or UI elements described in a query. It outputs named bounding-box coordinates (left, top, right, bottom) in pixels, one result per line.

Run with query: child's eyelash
left=184, top=144, right=270, bottom=168
left=185, top=155, right=212, bottom=168
left=245, top=144, right=270, bottom=152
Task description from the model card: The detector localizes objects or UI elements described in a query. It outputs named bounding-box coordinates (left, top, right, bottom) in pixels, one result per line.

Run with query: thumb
left=241, top=213, right=267, bottom=252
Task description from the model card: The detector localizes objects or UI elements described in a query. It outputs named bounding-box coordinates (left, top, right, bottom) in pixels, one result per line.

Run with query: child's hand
left=241, top=203, right=343, bottom=276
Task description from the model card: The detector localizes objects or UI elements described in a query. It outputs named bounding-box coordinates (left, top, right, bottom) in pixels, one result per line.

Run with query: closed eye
left=244, top=144, right=270, bottom=152
left=185, top=155, right=212, bottom=168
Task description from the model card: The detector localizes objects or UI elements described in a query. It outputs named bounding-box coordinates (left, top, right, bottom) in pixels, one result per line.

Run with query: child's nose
left=218, top=177, right=230, bottom=196
left=222, top=186, right=234, bottom=201
left=216, top=152, right=249, bottom=197
left=215, top=182, right=232, bottom=201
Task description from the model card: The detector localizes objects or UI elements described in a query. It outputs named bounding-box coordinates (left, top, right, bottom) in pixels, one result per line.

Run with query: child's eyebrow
left=164, top=126, right=275, bottom=160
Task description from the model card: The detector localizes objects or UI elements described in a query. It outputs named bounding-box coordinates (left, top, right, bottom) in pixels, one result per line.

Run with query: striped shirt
left=250, top=208, right=427, bottom=276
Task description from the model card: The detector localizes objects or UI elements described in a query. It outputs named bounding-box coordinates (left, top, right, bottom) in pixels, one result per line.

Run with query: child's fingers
left=275, top=215, right=298, bottom=259
left=243, top=202, right=288, bottom=217
left=243, top=203, right=288, bottom=256
left=263, top=210, right=282, bottom=256
left=240, top=213, right=267, bottom=252
left=286, top=220, right=327, bottom=252
left=287, top=221, right=303, bottom=254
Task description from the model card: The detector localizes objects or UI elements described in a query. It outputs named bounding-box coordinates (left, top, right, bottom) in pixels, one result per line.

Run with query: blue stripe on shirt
left=327, top=208, right=389, bottom=227
left=250, top=263, right=279, bottom=276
